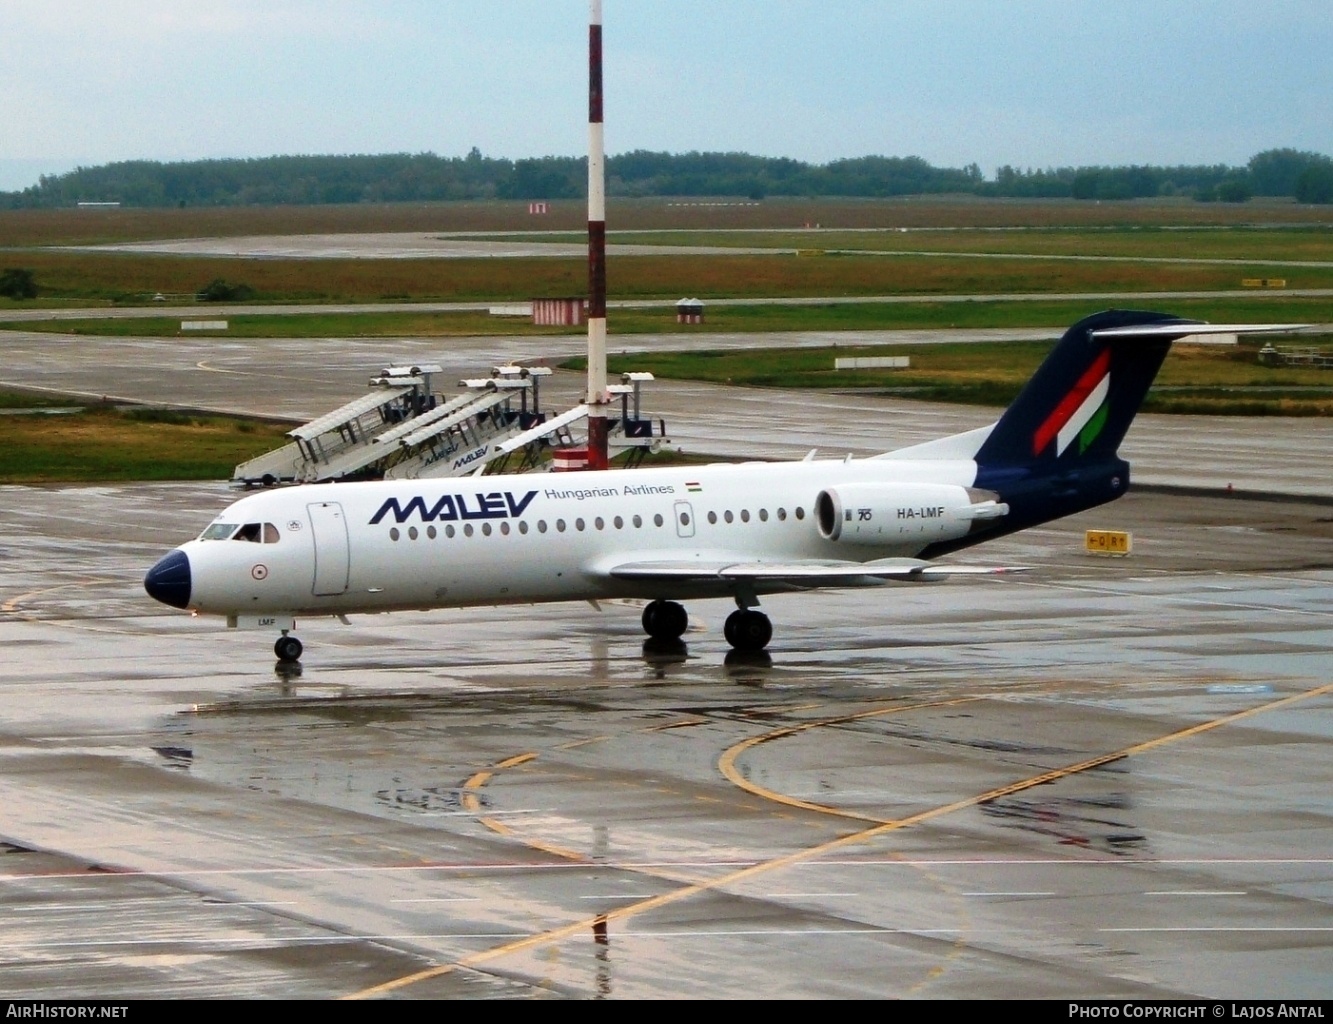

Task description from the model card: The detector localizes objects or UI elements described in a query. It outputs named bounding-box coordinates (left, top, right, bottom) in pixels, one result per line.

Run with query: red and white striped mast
left=585, top=0, right=610, bottom=470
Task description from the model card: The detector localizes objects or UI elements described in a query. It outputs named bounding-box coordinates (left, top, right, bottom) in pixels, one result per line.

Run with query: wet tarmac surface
left=2, top=317, right=1332, bottom=997
left=1, top=479, right=1331, bottom=999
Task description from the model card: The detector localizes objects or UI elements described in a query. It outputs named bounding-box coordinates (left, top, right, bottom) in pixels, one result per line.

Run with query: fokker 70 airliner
left=144, top=310, right=1298, bottom=662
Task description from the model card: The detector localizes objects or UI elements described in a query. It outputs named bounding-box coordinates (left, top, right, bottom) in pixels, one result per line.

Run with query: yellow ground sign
left=1085, top=529, right=1132, bottom=555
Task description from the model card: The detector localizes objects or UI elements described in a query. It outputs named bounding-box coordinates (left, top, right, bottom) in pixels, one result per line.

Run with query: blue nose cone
left=145, top=549, right=192, bottom=609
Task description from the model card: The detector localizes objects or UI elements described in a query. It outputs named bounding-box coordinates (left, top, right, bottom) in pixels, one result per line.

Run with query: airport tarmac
left=63, top=230, right=1333, bottom=271
left=1, top=330, right=1331, bottom=999
left=68, top=232, right=778, bottom=260
left=1, top=482, right=1331, bottom=999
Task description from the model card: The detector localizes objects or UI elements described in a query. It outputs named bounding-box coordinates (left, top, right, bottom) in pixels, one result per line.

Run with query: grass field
left=6, top=296, right=1329, bottom=339
left=480, top=226, right=1333, bottom=263
left=1, top=197, right=1330, bottom=481
left=0, top=388, right=81, bottom=408
left=3, top=250, right=1332, bottom=306
left=564, top=336, right=1333, bottom=416
left=2, top=195, right=1331, bottom=306
left=4, top=196, right=1333, bottom=247
left=0, top=404, right=292, bottom=482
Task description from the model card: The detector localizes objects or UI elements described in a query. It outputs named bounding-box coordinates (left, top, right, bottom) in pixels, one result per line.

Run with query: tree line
left=3, top=146, right=1331, bottom=208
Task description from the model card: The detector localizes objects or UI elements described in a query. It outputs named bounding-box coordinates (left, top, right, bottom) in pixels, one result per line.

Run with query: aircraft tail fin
left=974, top=309, right=1192, bottom=472
left=908, top=309, right=1308, bottom=559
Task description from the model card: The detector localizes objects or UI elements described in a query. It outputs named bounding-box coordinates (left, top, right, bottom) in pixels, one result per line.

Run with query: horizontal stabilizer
left=1090, top=323, right=1308, bottom=340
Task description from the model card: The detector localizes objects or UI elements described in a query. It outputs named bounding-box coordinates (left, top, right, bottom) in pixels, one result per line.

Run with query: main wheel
left=723, top=609, right=741, bottom=647
left=726, top=610, right=772, bottom=653
left=274, top=635, right=303, bottom=662
left=642, top=600, right=688, bottom=640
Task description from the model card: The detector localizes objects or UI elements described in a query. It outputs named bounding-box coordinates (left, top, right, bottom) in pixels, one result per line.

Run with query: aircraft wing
left=602, top=557, right=1026, bottom=586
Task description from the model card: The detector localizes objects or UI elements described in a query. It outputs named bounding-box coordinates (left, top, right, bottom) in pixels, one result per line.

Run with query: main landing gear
left=723, top=608, right=772, bottom=653
left=642, top=599, right=688, bottom=642
left=640, top=598, right=774, bottom=653
left=274, top=632, right=303, bottom=663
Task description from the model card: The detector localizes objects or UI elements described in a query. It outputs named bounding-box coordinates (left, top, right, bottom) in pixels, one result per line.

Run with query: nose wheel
left=274, top=634, right=303, bottom=663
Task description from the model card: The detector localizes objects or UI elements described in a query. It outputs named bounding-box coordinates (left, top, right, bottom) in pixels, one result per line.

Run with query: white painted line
left=2, top=926, right=972, bottom=954
left=615, top=927, right=963, bottom=937
left=389, top=897, right=482, bottom=904
left=3, top=856, right=1329, bottom=885
left=0, top=933, right=536, bottom=951
left=1102, top=927, right=1333, bottom=933
left=763, top=892, right=858, bottom=898
left=418, top=809, right=546, bottom=818
left=962, top=891, right=1056, bottom=897
left=580, top=894, right=660, bottom=900
left=1142, top=890, right=1247, bottom=896
left=32, top=899, right=186, bottom=911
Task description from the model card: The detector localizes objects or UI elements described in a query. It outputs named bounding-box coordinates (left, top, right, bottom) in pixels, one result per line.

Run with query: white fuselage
left=176, top=457, right=983, bottom=619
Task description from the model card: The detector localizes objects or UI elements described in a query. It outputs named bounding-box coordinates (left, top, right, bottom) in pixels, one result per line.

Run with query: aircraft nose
left=144, top=549, right=192, bottom=609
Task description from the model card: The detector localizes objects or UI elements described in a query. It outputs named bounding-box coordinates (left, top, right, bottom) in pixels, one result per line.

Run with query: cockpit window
left=199, top=521, right=279, bottom=542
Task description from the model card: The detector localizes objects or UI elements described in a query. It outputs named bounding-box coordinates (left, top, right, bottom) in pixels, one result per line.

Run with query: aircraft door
left=308, top=501, right=350, bottom=596
left=673, top=500, right=695, bottom=538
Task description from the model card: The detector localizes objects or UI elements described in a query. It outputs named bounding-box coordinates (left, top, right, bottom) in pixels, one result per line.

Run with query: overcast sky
left=1, top=0, right=1329, bottom=191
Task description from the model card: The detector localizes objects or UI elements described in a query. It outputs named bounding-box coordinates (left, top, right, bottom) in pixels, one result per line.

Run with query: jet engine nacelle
left=815, top=483, right=1008, bottom=544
